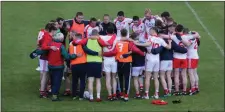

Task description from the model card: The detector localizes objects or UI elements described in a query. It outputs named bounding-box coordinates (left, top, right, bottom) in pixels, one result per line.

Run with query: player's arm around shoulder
left=61, top=45, right=77, bottom=60
left=161, top=38, right=172, bottom=49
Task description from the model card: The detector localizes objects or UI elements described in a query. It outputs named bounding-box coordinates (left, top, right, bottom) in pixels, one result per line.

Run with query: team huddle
left=30, top=9, right=201, bottom=102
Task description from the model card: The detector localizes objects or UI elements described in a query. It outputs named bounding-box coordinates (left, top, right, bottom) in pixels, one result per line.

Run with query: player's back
left=146, top=36, right=164, bottom=61
left=171, top=34, right=187, bottom=59
left=186, top=35, right=199, bottom=59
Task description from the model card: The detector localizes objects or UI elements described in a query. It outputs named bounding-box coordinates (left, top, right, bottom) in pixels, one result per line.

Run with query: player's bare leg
left=88, top=77, right=94, bottom=101
left=174, top=68, right=180, bottom=95
left=138, top=76, right=144, bottom=92
left=160, top=71, right=168, bottom=96
left=105, top=72, right=112, bottom=100
left=188, top=68, right=196, bottom=94
left=153, top=72, right=159, bottom=99
left=96, top=78, right=102, bottom=102
left=133, top=76, right=141, bottom=98
left=63, top=73, right=71, bottom=96
left=181, top=69, right=187, bottom=95
left=194, top=68, right=199, bottom=93
left=112, top=73, right=117, bottom=100
left=144, top=71, right=152, bottom=99
left=40, top=71, right=48, bottom=98
left=166, top=70, right=172, bottom=94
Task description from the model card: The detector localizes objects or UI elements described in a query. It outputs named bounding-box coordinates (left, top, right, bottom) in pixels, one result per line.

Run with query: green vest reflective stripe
left=86, top=39, right=102, bottom=62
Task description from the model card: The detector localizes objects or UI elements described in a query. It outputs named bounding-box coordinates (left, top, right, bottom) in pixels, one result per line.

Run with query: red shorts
left=173, top=58, right=188, bottom=69
left=188, top=59, right=199, bottom=69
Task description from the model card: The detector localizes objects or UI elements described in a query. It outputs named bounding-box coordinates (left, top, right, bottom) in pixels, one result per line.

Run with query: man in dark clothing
left=99, top=14, right=117, bottom=35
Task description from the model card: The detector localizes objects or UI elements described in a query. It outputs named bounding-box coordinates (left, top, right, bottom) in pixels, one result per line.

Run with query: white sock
left=97, top=93, right=100, bottom=98
left=145, top=91, right=149, bottom=96
left=90, top=94, right=93, bottom=99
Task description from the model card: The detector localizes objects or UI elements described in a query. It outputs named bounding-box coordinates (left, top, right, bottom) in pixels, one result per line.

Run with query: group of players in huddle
left=31, top=9, right=201, bottom=102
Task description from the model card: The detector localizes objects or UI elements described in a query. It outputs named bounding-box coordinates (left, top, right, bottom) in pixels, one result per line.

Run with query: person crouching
left=48, top=33, right=76, bottom=101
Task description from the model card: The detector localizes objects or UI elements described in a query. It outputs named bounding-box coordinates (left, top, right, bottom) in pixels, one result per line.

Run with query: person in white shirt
left=130, top=16, right=146, bottom=42
left=142, top=9, right=156, bottom=38
left=114, top=11, right=133, bottom=39
left=134, top=27, right=172, bottom=99
left=84, top=17, right=100, bottom=38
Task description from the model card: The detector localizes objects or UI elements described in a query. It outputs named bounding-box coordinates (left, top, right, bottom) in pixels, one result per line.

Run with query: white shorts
left=132, top=66, right=145, bottom=77
left=160, top=60, right=173, bottom=71
left=145, top=60, right=160, bottom=72
left=39, top=59, right=48, bottom=72
left=103, top=58, right=117, bottom=73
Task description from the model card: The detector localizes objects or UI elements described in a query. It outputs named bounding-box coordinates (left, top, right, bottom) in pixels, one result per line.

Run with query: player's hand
left=76, top=53, right=83, bottom=57
left=50, top=46, right=58, bottom=51
left=168, top=39, right=172, bottom=43
left=66, top=22, right=70, bottom=29
left=98, top=51, right=102, bottom=57
left=119, top=55, right=124, bottom=59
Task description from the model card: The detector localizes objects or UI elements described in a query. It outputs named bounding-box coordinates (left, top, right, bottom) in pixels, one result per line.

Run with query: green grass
left=2, top=1, right=224, bottom=111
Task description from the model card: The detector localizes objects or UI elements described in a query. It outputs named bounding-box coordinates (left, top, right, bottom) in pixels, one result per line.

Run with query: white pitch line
left=185, top=1, right=224, bottom=57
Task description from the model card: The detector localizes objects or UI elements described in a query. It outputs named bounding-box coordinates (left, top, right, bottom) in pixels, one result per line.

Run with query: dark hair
left=75, top=33, right=82, bottom=39
left=130, top=33, right=138, bottom=40
left=121, top=28, right=127, bottom=37
left=56, top=17, right=64, bottom=23
left=175, top=24, right=184, bottom=32
left=150, top=27, right=159, bottom=33
left=106, top=26, right=114, bottom=34
left=91, top=29, right=99, bottom=36
left=161, top=11, right=170, bottom=18
left=117, top=11, right=124, bottom=16
left=45, top=23, right=53, bottom=31
left=155, top=19, right=163, bottom=27
left=133, top=16, right=139, bottom=21
left=183, top=28, right=190, bottom=34
left=90, top=17, right=97, bottom=22
left=48, top=24, right=57, bottom=32
left=168, top=23, right=177, bottom=28
left=76, top=12, right=83, bottom=17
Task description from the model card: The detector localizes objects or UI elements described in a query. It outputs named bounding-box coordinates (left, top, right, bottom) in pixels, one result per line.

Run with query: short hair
left=175, top=24, right=184, bottom=32
left=90, top=17, right=97, bottom=22
left=121, top=28, right=127, bottom=37
left=130, top=33, right=138, bottom=40
left=53, top=33, right=64, bottom=42
left=155, top=19, right=163, bottom=27
left=161, top=11, right=170, bottom=18
left=106, top=26, right=114, bottom=34
left=91, top=29, right=99, bottom=36
left=133, top=16, right=139, bottom=21
left=56, top=17, right=64, bottom=23
left=150, top=27, right=158, bottom=33
left=117, top=11, right=124, bottom=16
left=45, top=23, right=53, bottom=31
left=75, top=33, right=82, bottom=39
left=48, top=23, right=57, bottom=32
left=103, top=14, right=110, bottom=17
left=76, top=12, right=83, bottom=17
left=168, top=23, right=177, bottom=28
left=166, top=17, right=174, bottom=23
left=183, top=28, right=190, bottom=34
left=145, top=8, right=151, bottom=14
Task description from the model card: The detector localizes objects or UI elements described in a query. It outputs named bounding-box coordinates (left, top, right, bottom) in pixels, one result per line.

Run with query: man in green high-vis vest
left=86, top=29, right=103, bottom=102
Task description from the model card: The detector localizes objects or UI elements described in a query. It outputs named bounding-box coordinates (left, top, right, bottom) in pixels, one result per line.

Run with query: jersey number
left=152, top=43, right=159, bottom=48
left=118, top=43, right=124, bottom=52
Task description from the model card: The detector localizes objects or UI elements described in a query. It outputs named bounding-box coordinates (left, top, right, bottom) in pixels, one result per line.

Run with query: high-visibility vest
left=86, top=39, right=102, bottom=62
left=69, top=43, right=87, bottom=65
left=116, top=41, right=132, bottom=62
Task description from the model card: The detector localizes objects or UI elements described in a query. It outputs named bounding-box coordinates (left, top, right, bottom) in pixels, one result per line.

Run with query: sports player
left=129, top=33, right=147, bottom=98
left=142, top=9, right=156, bottom=38
left=182, top=28, right=200, bottom=95
left=130, top=16, right=146, bottom=42
left=134, top=27, right=172, bottom=99
left=84, top=17, right=100, bottom=38
left=114, top=11, right=133, bottom=39
left=114, top=29, right=145, bottom=101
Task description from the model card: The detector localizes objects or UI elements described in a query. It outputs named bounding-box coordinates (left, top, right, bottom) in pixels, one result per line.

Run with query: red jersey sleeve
left=98, top=34, right=116, bottom=47
left=102, top=47, right=117, bottom=57
left=72, top=38, right=88, bottom=45
left=129, top=42, right=145, bottom=56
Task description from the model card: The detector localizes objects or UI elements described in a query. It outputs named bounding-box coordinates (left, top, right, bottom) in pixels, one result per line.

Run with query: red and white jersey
left=142, top=17, right=156, bottom=36
left=186, top=36, right=199, bottom=59
left=84, top=25, right=100, bottom=38
left=37, top=29, right=46, bottom=46
left=130, top=22, right=146, bottom=42
left=114, top=18, right=133, bottom=38
left=146, top=35, right=167, bottom=61
left=99, top=35, right=118, bottom=61
left=171, top=34, right=195, bottom=59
